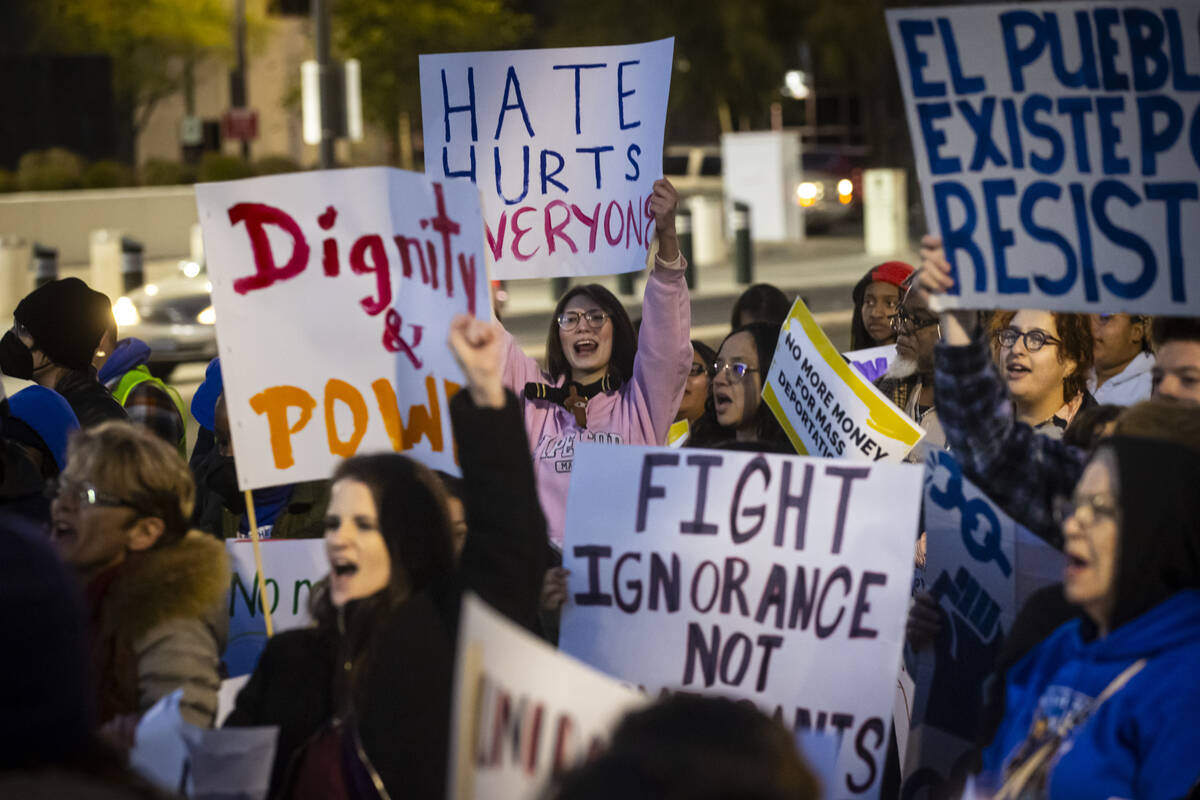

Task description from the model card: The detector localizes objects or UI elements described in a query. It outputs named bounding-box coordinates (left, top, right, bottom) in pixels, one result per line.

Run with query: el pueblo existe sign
left=420, top=39, right=674, bottom=280
left=196, top=168, right=491, bottom=490
left=560, top=443, right=923, bottom=799
left=887, top=2, right=1200, bottom=315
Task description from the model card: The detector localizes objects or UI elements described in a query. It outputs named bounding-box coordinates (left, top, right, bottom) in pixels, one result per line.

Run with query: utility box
left=863, top=168, right=908, bottom=256
left=687, top=195, right=726, bottom=266
left=720, top=131, right=803, bottom=242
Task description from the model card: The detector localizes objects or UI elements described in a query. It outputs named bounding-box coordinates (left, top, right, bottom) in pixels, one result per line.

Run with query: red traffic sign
left=222, top=108, right=259, bottom=141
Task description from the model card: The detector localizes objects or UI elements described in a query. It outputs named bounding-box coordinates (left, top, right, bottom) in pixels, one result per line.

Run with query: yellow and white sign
left=763, top=298, right=924, bottom=463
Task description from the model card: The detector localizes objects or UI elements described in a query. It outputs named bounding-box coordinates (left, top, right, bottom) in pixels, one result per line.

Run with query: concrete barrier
left=0, top=186, right=198, bottom=267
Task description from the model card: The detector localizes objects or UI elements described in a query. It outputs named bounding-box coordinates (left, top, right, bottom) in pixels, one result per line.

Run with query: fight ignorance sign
left=887, top=3, right=1200, bottom=315
left=560, top=444, right=923, bottom=799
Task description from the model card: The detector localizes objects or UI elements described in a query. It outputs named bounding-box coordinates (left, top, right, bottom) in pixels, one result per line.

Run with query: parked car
left=112, top=260, right=217, bottom=379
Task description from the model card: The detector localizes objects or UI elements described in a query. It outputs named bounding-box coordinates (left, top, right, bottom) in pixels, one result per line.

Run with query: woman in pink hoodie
left=501, top=178, right=692, bottom=548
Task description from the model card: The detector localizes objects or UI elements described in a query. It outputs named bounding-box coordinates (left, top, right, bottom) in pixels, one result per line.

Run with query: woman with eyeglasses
left=689, top=323, right=791, bottom=451
left=47, top=421, right=229, bottom=736
left=989, top=311, right=1095, bottom=438
left=978, top=434, right=1200, bottom=799
left=500, top=178, right=691, bottom=548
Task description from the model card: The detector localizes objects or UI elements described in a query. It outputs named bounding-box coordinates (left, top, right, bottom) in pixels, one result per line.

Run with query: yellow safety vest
left=112, top=365, right=188, bottom=457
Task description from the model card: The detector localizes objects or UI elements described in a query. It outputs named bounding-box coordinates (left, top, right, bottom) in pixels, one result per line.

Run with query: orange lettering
left=324, top=378, right=368, bottom=457
left=371, top=375, right=444, bottom=453
left=249, top=385, right=317, bottom=469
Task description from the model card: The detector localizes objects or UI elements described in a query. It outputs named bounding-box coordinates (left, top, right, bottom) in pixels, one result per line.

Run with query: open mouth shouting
left=572, top=337, right=599, bottom=359
left=1005, top=358, right=1032, bottom=381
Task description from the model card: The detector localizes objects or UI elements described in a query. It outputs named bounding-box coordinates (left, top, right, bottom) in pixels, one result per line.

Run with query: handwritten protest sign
left=902, top=449, right=1065, bottom=797
left=420, top=39, right=674, bottom=280
left=224, top=539, right=327, bottom=677
left=449, top=593, right=645, bottom=800
left=887, top=2, right=1200, bottom=315
left=763, top=299, right=924, bottom=462
left=196, top=168, right=490, bottom=490
left=560, top=443, right=923, bottom=799
left=844, top=344, right=897, bottom=384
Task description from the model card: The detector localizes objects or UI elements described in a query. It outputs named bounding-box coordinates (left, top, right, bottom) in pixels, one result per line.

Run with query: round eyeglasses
left=557, top=310, right=611, bottom=331
left=995, top=328, right=1061, bottom=352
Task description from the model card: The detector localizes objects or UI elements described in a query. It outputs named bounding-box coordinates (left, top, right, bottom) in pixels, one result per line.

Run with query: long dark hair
left=730, top=284, right=791, bottom=329
left=545, top=284, right=637, bottom=383
left=689, top=323, right=790, bottom=450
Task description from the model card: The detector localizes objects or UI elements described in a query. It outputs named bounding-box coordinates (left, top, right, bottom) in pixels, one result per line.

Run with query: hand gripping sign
left=763, top=298, right=925, bottom=463
left=195, top=168, right=491, bottom=491
left=887, top=2, right=1200, bottom=315
left=420, top=39, right=674, bottom=280
left=560, top=443, right=924, bottom=800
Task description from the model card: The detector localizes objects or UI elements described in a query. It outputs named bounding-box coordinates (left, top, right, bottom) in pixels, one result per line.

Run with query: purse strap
left=994, top=658, right=1147, bottom=800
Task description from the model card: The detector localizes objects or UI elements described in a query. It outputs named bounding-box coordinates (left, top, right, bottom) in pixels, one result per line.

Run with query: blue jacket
left=981, top=590, right=1200, bottom=799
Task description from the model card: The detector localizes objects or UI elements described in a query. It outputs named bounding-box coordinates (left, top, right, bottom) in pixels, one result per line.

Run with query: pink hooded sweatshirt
left=502, top=255, right=692, bottom=548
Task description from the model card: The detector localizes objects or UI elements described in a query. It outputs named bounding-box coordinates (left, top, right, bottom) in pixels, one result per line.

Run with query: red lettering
left=228, top=202, right=310, bottom=294
left=603, top=200, right=624, bottom=246
left=322, top=239, right=339, bottom=277
left=485, top=212, right=508, bottom=264
left=348, top=234, right=392, bottom=315
left=625, top=199, right=643, bottom=248
left=429, top=183, right=460, bottom=300
left=511, top=206, right=539, bottom=261
left=643, top=192, right=655, bottom=247
left=571, top=202, right=602, bottom=253
left=457, top=254, right=479, bottom=317
left=544, top=199, right=578, bottom=256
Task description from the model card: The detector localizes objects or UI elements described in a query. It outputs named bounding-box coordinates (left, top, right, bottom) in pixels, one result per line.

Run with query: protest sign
left=449, top=593, right=645, bottom=800
left=560, top=443, right=923, bottom=799
left=224, top=539, right=327, bottom=677
left=902, top=449, right=1065, bottom=797
left=887, top=2, right=1200, bottom=315
left=763, top=299, right=925, bottom=462
left=195, top=168, right=490, bottom=490
left=419, top=39, right=674, bottom=280
left=844, top=344, right=897, bottom=384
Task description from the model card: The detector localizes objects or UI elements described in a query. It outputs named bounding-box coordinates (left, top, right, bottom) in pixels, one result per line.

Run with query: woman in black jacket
left=225, top=315, right=547, bottom=800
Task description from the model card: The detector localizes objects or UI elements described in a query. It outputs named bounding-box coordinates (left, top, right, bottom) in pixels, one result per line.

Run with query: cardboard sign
left=420, top=39, right=674, bottom=279
left=195, top=168, right=491, bottom=490
left=224, top=539, right=327, bottom=677
left=763, top=299, right=925, bottom=462
left=449, top=593, right=645, bottom=800
left=902, top=449, right=1065, bottom=796
left=559, top=443, right=924, bottom=799
left=887, top=3, right=1200, bottom=315
left=844, top=344, right=897, bottom=384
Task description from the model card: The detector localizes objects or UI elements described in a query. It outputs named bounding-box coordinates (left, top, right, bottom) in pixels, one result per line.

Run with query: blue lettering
left=541, top=149, right=568, bottom=194
left=938, top=18, right=985, bottom=94
left=1124, top=9, right=1169, bottom=92
left=933, top=181, right=986, bottom=293
left=982, top=179, right=1026, bottom=294
left=918, top=102, right=961, bottom=174
left=441, top=67, right=477, bottom=142
left=1000, top=11, right=1045, bottom=92
left=494, top=66, right=535, bottom=140
left=1020, top=182, right=1077, bottom=296
left=1069, top=183, right=1101, bottom=302
left=1057, top=97, right=1094, bottom=172
left=958, top=97, right=1006, bottom=170
left=1137, top=95, right=1184, bottom=176
left=617, top=60, right=641, bottom=130
left=1164, top=10, right=1200, bottom=90
left=899, top=19, right=947, bottom=98
left=1001, top=98, right=1025, bottom=169
left=1145, top=183, right=1198, bottom=303
left=552, top=63, right=606, bottom=135
left=625, top=143, right=641, bottom=181
left=1047, top=12, right=1099, bottom=89
left=1023, top=94, right=1064, bottom=174
left=1096, top=96, right=1129, bottom=174
left=1095, top=9, right=1130, bottom=91
left=1093, top=180, right=1155, bottom=299
left=494, top=146, right=530, bottom=204
left=576, top=146, right=614, bottom=190
left=442, top=146, right=476, bottom=182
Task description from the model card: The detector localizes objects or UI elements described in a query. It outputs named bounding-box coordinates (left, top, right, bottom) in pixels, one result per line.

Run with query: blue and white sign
left=887, top=3, right=1200, bottom=315
left=902, top=449, right=1065, bottom=796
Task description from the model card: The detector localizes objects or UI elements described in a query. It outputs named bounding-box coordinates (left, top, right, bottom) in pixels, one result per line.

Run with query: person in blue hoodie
left=981, top=435, right=1200, bottom=799
left=95, top=333, right=187, bottom=457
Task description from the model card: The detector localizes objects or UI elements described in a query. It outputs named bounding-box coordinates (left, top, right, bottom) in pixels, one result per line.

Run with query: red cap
left=870, top=261, right=914, bottom=288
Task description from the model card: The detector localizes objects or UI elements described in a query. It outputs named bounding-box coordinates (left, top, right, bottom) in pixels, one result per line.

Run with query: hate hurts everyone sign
left=560, top=443, right=923, bottom=799
left=420, top=39, right=674, bottom=280
left=196, top=168, right=491, bottom=490
left=887, top=2, right=1200, bottom=315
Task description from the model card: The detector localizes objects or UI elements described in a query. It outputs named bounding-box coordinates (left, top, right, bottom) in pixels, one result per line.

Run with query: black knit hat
left=14, top=277, right=112, bottom=370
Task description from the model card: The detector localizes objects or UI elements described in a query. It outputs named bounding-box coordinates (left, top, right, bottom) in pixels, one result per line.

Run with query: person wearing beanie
left=97, top=334, right=187, bottom=456
left=0, top=514, right=167, bottom=799
left=0, top=386, right=81, bottom=524
left=48, top=421, right=229, bottom=729
left=850, top=261, right=914, bottom=350
left=1, top=278, right=127, bottom=428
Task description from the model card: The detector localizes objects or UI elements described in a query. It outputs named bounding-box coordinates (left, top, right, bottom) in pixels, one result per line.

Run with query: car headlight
left=197, top=305, right=216, bottom=325
left=796, top=181, right=820, bottom=207
left=837, top=179, right=853, bottom=204
left=113, top=296, right=140, bottom=326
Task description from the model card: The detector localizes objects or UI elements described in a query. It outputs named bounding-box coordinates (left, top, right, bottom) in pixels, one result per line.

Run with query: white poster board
left=844, top=344, right=897, bottom=384
left=887, top=2, right=1200, bottom=315
left=420, top=39, right=674, bottom=279
left=449, top=594, right=645, bottom=800
left=224, top=539, right=327, bottom=677
left=560, top=443, right=924, bottom=799
left=902, top=449, right=1065, bottom=796
left=763, top=299, right=924, bottom=462
left=195, top=168, right=491, bottom=490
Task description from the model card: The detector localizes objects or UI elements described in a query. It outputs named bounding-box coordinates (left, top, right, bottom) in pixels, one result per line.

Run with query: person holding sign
left=503, top=177, right=691, bottom=547
left=980, top=436, right=1200, bottom=799
left=226, top=314, right=546, bottom=800
left=987, top=310, right=1095, bottom=438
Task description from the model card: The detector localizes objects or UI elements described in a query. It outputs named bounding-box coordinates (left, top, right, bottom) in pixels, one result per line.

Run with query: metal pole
left=232, top=0, right=250, bottom=162
left=733, top=201, right=753, bottom=285
left=314, top=0, right=336, bottom=169
left=677, top=206, right=695, bottom=290
left=33, top=243, right=57, bottom=288
left=120, top=237, right=144, bottom=293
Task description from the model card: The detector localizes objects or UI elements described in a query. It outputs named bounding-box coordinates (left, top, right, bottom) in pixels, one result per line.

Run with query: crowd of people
left=2, top=173, right=1199, bottom=800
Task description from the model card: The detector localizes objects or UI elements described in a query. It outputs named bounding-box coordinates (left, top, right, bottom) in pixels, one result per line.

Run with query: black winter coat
left=225, top=391, right=548, bottom=799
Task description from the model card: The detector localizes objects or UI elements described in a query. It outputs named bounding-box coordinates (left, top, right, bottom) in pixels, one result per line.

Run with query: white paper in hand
left=129, top=689, right=189, bottom=794
left=183, top=724, right=279, bottom=800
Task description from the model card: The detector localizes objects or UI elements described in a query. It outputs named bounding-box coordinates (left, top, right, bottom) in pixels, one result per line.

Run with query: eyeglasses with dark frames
left=994, top=328, right=1061, bottom=352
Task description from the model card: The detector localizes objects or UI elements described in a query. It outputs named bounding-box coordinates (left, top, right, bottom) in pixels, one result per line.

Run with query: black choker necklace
left=524, top=375, right=622, bottom=427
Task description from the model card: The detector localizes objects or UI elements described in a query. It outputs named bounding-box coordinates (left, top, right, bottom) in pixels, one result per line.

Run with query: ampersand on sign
left=382, top=309, right=424, bottom=369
